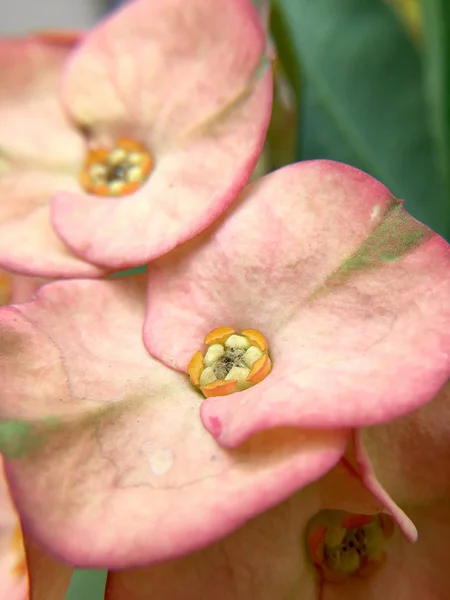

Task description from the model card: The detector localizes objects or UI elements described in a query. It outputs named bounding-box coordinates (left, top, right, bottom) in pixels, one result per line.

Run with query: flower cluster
left=0, top=1, right=449, bottom=598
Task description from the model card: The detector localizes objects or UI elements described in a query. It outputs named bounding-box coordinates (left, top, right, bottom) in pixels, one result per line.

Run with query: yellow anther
left=79, top=137, right=153, bottom=197
left=241, top=329, right=268, bottom=351
left=188, top=327, right=272, bottom=398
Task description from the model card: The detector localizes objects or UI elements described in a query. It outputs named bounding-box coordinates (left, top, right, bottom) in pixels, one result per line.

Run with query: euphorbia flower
left=0, top=276, right=348, bottom=567
left=0, top=160, right=448, bottom=581
left=144, top=160, right=450, bottom=440
left=0, top=0, right=272, bottom=277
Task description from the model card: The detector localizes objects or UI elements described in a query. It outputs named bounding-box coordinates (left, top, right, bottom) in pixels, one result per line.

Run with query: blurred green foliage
left=274, top=0, right=450, bottom=240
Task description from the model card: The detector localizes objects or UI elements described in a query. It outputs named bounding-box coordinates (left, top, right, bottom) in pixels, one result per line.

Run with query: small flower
left=0, top=0, right=272, bottom=277
left=188, top=327, right=272, bottom=397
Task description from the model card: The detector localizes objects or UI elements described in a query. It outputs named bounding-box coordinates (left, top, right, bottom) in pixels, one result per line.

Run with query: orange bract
left=204, top=327, right=236, bottom=345
left=200, top=379, right=238, bottom=398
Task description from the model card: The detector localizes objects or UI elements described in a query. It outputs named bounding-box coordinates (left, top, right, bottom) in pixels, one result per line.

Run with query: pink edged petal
left=0, top=456, right=27, bottom=600
left=0, top=277, right=348, bottom=568
left=0, top=168, right=107, bottom=277
left=26, top=538, right=73, bottom=600
left=52, top=69, right=272, bottom=268
left=143, top=161, right=450, bottom=445
left=321, top=504, right=450, bottom=600
left=358, top=381, right=450, bottom=507
left=0, top=36, right=84, bottom=168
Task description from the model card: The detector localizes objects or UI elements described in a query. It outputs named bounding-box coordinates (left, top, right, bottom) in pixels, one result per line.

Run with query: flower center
left=79, top=138, right=153, bottom=197
left=307, top=510, right=395, bottom=583
left=188, top=327, right=272, bottom=398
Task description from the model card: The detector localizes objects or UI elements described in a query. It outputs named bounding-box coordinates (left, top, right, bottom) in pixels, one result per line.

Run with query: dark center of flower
left=213, top=347, right=246, bottom=379
left=79, top=138, right=153, bottom=197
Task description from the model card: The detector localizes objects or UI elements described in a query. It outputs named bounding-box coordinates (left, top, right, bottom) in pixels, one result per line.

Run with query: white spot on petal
left=371, top=205, right=381, bottom=221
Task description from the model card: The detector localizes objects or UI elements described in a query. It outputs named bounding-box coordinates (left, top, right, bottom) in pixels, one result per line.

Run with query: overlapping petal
left=104, top=461, right=380, bottom=600
left=0, top=168, right=105, bottom=277
left=143, top=161, right=450, bottom=446
left=51, top=0, right=273, bottom=268
left=0, top=35, right=84, bottom=168
left=0, top=277, right=347, bottom=568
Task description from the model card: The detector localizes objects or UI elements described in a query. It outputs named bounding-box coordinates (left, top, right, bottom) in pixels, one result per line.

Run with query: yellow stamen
left=189, top=327, right=272, bottom=398
left=79, top=138, right=153, bottom=197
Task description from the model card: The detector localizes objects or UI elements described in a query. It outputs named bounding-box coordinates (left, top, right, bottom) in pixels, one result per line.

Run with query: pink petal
left=52, top=0, right=272, bottom=268
left=0, top=278, right=347, bottom=568
left=143, top=161, right=450, bottom=446
left=321, top=504, right=450, bottom=600
left=359, top=381, right=450, bottom=508
left=105, top=489, right=318, bottom=600
left=0, top=35, right=84, bottom=168
left=0, top=168, right=106, bottom=277
left=0, top=456, right=27, bottom=600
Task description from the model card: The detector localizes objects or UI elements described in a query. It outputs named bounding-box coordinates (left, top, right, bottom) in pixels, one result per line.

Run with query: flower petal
left=143, top=161, right=450, bottom=445
left=0, top=35, right=84, bottom=168
left=0, top=167, right=106, bottom=277
left=51, top=0, right=272, bottom=268
left=0, top=278, right=347, bottom=568
left=0, top=456, right=27, bottom=600
left=359, top=381, right=450, bottom=507
left=105, top=488, right=318, bottom=600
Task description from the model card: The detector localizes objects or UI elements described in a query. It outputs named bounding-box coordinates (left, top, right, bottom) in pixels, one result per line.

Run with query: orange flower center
left=307, top=510, right=395, bottom=584
left=188, top=327, right=272, bottom=398
left=79, top=138, right=153, bottom=197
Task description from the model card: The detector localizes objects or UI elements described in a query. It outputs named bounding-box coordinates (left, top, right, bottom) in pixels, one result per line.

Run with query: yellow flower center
left=188, top=327, right=272, bottom=398
left=79, top=138, right=153, bottom=197
left=307, top=510, right=395, bottom=583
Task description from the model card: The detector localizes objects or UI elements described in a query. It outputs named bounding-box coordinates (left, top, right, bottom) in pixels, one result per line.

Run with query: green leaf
left=419, top=0, right=450, bottom=185
left=275, top=0, right=450, bottom=239
left=65, top=570, right=107, bottom=600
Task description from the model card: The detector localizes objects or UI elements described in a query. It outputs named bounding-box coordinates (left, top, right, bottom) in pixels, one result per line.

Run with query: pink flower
left=0, top=160, right=448, bottom=597
left=0, top=269, right=44, bottom=305
left=0, top=0, right=272, bottom=278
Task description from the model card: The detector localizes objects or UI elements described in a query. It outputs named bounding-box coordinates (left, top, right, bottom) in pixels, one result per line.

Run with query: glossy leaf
left=275, top=0, right=450, bottom=239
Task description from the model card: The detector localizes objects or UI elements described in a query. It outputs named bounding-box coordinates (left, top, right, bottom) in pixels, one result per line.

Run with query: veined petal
left=52, top=0, right=272, bottom=268
left=0, top=278, right=347, bottom=568
left=143, top=161, right=450, bottom=444
left=0, top=167, right=106, bottom=278
left=0, top=35, right=84, bottom=169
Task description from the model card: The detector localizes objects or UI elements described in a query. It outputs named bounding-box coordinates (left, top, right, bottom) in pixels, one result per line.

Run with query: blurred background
left=1, top=0, right=448, bottom=598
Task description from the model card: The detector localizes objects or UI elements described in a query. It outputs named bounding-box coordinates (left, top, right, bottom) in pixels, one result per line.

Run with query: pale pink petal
left=52, top=0, right=272, bottom=268
left=359, top=381, right=450, bottom=507
left=0, top=168, right=106, bottom=277
left=0, top=278, right=347, bottom=568
left=0, top=35, right=84, bottom=168
left=322, top=504, right=450, bottom=600
left=143, top=161, right=450, bottom=445
left=26, top=538, right=73, bottom=600
left=0, top=456, right=27, bottom=600
left=104, top=458, right=389, bottom=600
left=105, top=489, right=318, bottom=600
